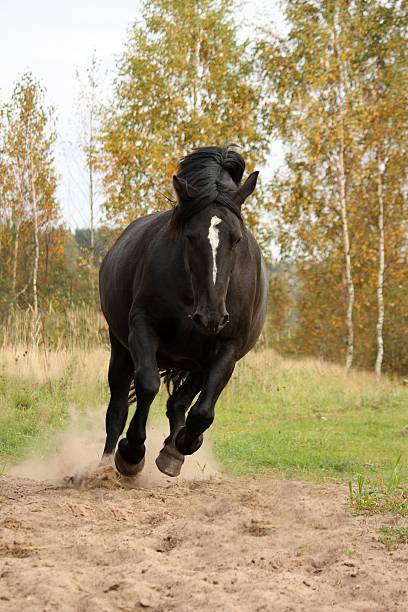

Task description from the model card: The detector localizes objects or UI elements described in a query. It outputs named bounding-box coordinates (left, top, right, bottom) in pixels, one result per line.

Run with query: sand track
left=1, top=464, right=407, bottom=612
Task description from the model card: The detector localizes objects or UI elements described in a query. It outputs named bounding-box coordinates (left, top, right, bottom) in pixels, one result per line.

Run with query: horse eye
left=232, top=236, right=242, bottom=248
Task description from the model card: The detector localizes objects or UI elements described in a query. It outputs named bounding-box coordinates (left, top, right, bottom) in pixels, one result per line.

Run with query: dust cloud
left=8, top=410, right=220, bottom=487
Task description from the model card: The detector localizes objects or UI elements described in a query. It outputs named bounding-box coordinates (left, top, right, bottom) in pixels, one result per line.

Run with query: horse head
left=170, top=146, right=259, bottom=335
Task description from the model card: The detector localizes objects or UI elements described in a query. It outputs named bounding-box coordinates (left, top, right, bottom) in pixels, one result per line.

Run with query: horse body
left=99, top=146, right=268, bottom=477
left=100, top=211, right=266, bottom=368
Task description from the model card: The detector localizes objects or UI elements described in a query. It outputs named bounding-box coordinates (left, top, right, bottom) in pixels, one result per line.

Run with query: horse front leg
left=114, top=317, right=160, bottom=477
left=174, top=348, right=236, bottom=456
left=155, top=371, right=203, bottom=477
left=102, top=331, right=133, bottom=461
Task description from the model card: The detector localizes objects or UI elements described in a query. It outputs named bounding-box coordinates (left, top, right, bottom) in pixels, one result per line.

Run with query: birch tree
left=0, top=107, right=12, bottom=300
left=353, top=0, right=408, bottom=376
left=258, top=0, right=360, bottom=368
left=0, top=102, right=26, bottom=300
left=3, top=73, right=58, bottom=312
left=99, top=0, right=268, bottom=227
left=258, top=0, right=407, bottom=374
left=333, top=7, right=355, bottom=369
left=76, top=54, right=103, bottom=263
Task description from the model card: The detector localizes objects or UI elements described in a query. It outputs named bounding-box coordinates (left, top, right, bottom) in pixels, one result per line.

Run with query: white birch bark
left=375, top=153, right=385, bottom=377
left=11, top=220, right=20, bottom=296
left=12, top=166, right=27, bottom=299
left=89, top=105, right=95, bottom=261
left=29, top=141, right=39, bottom=315
left=334, top=14, right=355, bottom=370
left=338, top=119, right=354, bottom=370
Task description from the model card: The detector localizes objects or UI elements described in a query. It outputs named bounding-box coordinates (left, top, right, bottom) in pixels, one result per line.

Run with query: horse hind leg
left=102, top=333, right=133, bottom=461
left=156, top=371, right=203, bottom=477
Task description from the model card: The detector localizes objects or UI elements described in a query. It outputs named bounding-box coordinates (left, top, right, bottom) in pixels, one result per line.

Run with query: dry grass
left=232, top=348, right=400, bottom=395
left=0, top=345, right=109, bottom=384
left=0, top=345, right=109, bottom=464
left=0, top=305, right=108, bottom=350
left=1, top=342, right=407, bottom=484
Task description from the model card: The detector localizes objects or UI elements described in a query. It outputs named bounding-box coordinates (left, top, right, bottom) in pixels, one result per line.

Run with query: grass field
left=212, top=351, right=408, bottom=482
left=0, top=347, right=107, bottom=463
left=1, top=346, right=408, bottom=487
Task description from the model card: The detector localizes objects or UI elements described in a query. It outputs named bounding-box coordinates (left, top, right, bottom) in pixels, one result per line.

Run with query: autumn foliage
left=258, top=0, right=407, bottom=375
left=0, top=0, right=406, bottom=375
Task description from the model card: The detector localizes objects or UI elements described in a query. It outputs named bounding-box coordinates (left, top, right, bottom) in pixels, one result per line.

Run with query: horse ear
left=235, top=171, right=259, bottom=207
left=173, top=176, right=189, bottom=203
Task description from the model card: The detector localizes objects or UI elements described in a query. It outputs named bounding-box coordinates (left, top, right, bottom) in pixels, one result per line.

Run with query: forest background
left=0, top=0, right=407, bottom=377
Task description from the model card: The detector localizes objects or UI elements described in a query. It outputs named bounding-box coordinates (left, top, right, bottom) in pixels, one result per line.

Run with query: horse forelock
left=177, top=144, right=245, bottom=189
left=169, top=145, right=245, bottom=235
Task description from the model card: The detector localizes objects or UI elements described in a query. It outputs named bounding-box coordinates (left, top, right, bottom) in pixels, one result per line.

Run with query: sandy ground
left=1, top=425, right=407, bottom=611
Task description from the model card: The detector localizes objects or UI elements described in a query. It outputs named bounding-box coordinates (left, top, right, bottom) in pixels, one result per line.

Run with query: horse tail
left=128, top=379, right=136, bottom=406
left=161, top=369, right=189, bottom=394
left=127, top=369, right=188, bottom=405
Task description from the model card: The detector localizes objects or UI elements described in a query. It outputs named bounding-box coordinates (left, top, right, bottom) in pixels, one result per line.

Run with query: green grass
left=347, top=457, right=408, bottom=516
left=1, top=346, right=408, bottom=494
left=211, top=351, right=408, bottom=482
left=378, top=527, right=408, bottom=549
left=0, top=347, right=108, bottom=466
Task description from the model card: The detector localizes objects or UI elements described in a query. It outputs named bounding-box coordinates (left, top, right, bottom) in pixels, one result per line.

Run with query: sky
left=0, top=0, right=284, bottom=229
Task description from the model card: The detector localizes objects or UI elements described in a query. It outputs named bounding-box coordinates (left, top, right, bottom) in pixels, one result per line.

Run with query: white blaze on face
left=208, top=216, right=222, bottom=285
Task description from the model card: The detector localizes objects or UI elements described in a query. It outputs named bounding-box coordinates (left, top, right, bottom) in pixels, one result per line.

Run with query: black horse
left=99, top=145, right=267, bottom=477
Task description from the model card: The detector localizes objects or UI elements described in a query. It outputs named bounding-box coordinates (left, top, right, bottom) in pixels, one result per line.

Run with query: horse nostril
left=220, top=313, right=230, bottom=327
left=192, top=312, right=205, bottom=327
left=192, top=311, right=228, bottom=333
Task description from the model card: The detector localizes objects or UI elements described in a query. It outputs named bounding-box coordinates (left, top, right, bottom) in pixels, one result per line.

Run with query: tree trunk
left=29, top=142, right=40, bottom=315
left=11, top=220, right=20, bottom=297
left=338, top=122, right=354, bottom=371
left=334, top=13, right=355, bottom=371
left=375, top=153, right=385, bottom=377
left=89, top=107, right=95, bottom=263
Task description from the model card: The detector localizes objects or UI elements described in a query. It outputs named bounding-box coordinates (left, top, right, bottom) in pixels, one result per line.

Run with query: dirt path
left=0, top=421, right=407, bottom=612
left=1, top=464, right=408, bottom=612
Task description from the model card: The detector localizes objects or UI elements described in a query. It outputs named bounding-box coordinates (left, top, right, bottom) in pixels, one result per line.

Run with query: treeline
left=260, top=0, right=407, bottom=376
left=0, top=0, right=406, bottom=376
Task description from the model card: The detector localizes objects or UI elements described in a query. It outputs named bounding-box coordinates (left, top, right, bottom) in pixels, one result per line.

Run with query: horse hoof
left=174, top=427, right=203, bottom=455
left=114, top=449, right=145, bottom=477
left=155, top=443, right=185, bottom=477
left=99, top=454, right=113, bottom=467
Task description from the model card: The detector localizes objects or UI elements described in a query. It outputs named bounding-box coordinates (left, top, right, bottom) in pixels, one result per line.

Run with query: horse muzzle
left=191, top=309, right=230, bottom=335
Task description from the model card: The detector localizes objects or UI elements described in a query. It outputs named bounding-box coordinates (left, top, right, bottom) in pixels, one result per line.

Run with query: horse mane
left=169, top=145, right=245, bottom=234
